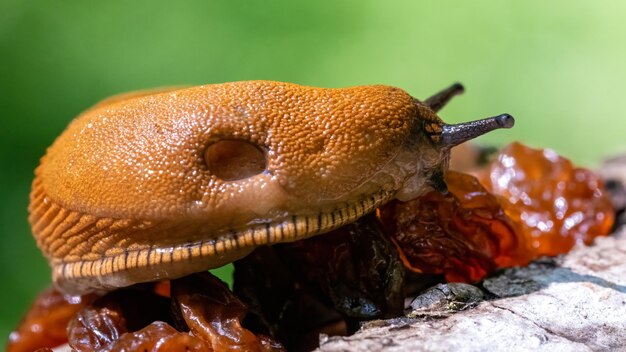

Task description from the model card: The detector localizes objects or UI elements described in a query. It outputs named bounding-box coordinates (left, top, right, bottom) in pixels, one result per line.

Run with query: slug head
left=392, top=83, right=514, bottom=200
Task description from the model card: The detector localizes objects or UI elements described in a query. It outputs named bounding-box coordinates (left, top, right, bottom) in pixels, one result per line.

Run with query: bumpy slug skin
left=30, top=81, right=449, bottom=293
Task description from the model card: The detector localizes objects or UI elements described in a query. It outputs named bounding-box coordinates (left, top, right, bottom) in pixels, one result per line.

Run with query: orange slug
left=28, top=81, right=514, bottom=293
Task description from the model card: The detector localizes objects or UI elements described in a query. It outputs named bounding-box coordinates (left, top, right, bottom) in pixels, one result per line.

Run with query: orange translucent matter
left=382, top=142, right=614, bottom=283
left=9, top=275, right=284, bottom=352
left=379, top=171, right=531, bottom=283
left=480, top=142, right=614, bottom=256
left=7, top=288, right=97, bottom=352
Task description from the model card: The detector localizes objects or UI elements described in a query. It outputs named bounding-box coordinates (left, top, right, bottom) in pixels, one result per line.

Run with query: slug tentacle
left=424, top=83, right=465, bottom=112
left=440, top=114, right=515, bottom=148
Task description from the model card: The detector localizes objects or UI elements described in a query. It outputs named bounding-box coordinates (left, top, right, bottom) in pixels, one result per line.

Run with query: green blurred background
left=1, top=0, right=625, bottom=345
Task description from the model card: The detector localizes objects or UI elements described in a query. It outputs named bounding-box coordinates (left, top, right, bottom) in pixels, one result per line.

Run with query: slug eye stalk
left=424, top=82, right=465, bottom=112
left=440, top=114, right=515, bottom=149
left=422, top=83, right=515, bottom=148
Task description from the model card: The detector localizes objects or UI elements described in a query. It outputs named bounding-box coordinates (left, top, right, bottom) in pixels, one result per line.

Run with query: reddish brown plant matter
left=7, top=288, right=97, bottom=352
left=381, top=142, right=614, bottom=283
left=171, top=273, right=285, bottom=352
left=9, top=274, right=285, bottom=351
left=104, top=322, right=210, bottom=352
left=480, top=142, right=614, bottom=256
left=67, top=288, right=177, bottom=351
left=379, top=171, right=531, bottom=283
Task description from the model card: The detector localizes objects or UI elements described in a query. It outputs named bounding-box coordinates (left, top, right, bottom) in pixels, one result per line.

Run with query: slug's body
left=29, top=81, right=513, bottom=294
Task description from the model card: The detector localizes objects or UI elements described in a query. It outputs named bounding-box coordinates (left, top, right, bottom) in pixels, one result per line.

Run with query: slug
left=28, top=81, right=514, bottom=294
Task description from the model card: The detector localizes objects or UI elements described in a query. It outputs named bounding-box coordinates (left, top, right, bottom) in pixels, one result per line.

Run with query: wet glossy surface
left=481, top=142, right=614, bottom=256
left=9, top=274, right=284, bottom=352
left=67, top=288, right=173, bottom=351
left=380, top=143, right=614, bottom=283
left=171, top=272, right=284, bottom=352
left=7, top=288, right=97, bottom=352
left=379, top=171, right=529, bottom=283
